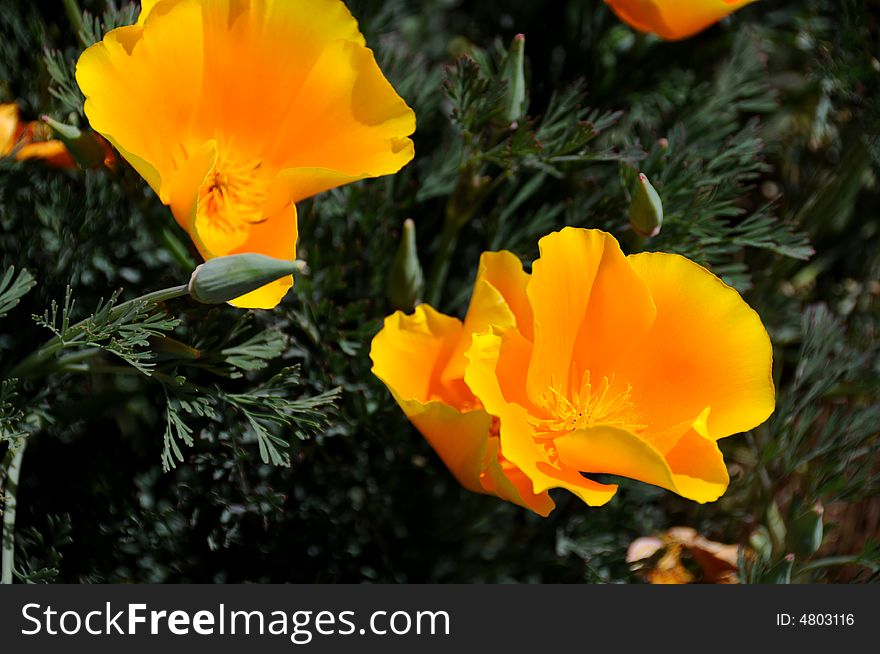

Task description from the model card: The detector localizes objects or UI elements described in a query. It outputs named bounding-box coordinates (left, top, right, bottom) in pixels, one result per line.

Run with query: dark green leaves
left=0, top=267, right=35, bottom=319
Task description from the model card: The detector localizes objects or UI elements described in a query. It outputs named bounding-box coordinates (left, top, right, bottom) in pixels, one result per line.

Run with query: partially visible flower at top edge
left=75, top=0, right=416, bottom=309
left=604, top=0, right=757, bottom=41
left=1, top=103, right=74, bottom=168
left=370, top=227, right=775, bottom=515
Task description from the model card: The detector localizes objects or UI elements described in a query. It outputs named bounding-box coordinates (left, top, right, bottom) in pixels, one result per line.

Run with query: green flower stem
left=424, top=214, right=463, bottom=307
left=61, top=0, right=87, bottom=47
left=53, top=348, right=104, bottom=367
left=5, top=284, right=190, bottom=379
left=424, top=162, right=508, bottom=307
left=157, top=225, right=197, bottom=271
left=1, top=438, right=27, bottom=585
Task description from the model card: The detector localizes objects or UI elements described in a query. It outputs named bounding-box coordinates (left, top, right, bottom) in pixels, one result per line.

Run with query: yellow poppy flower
left=605, top=0, right=756, bottom=40
left=371, top=227, right=774, bottom=514
left=1, top=103, right=75, bottom=168
left=76, top=0, right=416, bottom=308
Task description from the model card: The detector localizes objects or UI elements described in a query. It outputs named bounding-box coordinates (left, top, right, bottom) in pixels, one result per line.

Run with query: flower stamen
left=530, top=367, right=645, bottom=436
left=198, top=149, right=272, bottom=237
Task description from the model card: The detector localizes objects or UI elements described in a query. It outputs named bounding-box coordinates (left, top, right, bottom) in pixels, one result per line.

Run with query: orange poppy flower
left=76, top=0, right=416, bottom=308
left=605, top=0, right=756, bottom=40
left=1, top=103, right=75, bottom=168
left=371, top=228, right=774, bottom=515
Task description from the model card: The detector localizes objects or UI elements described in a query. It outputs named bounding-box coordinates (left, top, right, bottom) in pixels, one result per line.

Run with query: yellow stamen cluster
left=198, top=149, right=271, bottom=236
left=531, top=368, right=643, bottom=436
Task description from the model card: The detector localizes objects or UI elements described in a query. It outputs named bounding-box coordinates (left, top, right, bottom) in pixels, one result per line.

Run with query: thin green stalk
left=424, top=215, right=463, bottom=307
left=5, top=284, right=189, bottom=379
left=424, top=164, right=507, bottom=306
left=61, top=0, right=87, bottom=47
left=1, top=439, right=27, bottom=584
left=156, top=224, right=196, bottom=271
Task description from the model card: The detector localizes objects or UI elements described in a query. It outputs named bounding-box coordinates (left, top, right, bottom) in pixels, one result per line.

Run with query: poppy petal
left=525, top=227, right=655, bottom=405
left=619, top=252, right=775, bottom=440
left=555, top=420, right=728, bottom=503
left=465, top=331, right=618, bottom=506
left=77, top=2, right=205, bottom=196
left=226, top=203, right=299, bottom=309
left=441, top=250, right=529, bottom=385
left=262, top=39, right=415, bottom=207
left=606, top=0, right=757, bottom=41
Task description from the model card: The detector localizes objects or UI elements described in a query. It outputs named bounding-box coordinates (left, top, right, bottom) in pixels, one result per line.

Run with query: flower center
left=530, top=367, right=644, bottom=437
left=197, top=150, right=271, bottom=239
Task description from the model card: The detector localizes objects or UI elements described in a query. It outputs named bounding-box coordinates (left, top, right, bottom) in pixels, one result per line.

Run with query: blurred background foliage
left=0, top=0, right=877, bottom=582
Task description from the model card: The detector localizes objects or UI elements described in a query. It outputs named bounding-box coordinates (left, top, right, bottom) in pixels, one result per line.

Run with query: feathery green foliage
left=0, top=0, right=876, bottom=583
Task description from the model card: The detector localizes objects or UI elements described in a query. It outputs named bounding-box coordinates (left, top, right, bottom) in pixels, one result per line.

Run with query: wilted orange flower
left=1, top=103, right=74, bottom=168
left=627, top=527, right=744, bottom=583
left=76, top=0, right=415, bottom=308
left=371, top=228, right=774, bottom=515
left=605, top=0, right=756, bottom=40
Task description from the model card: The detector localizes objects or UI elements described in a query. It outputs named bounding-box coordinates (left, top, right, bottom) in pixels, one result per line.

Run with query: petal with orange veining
left=262, top=39, right=415, bottom=208
left=554, top=419, right=728, bottom=503
left=465, top=330, right=618, bottom=506
left=77, top=1, right=205, bottom=197
left=526, top=227, right=655, bottom=404
left=441, top=250, right=530, bottom=385
left=371, top=305, right=469, bottom=410
left=617, top=252, right=775, bottom=440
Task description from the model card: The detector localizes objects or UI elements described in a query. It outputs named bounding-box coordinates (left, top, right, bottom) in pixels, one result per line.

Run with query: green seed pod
left=388, top=219, right=424, bottom=311
left=188, top=253, right=299, bottom=305
left=629, top=173, right=664, bottom=237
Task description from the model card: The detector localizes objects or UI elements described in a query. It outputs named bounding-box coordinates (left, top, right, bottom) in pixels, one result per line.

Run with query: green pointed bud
left=749, top=526, right=773, bottom=562
left=788, top=501, right=824, bottom=558
left=760, top=554, right=795, bottom=584
left=149, top=335, right=202, bottom=361
left=629, top=173, right=664, bottom=237
left=766, top=499, right=787, bottom=554
left=188, top=253, right=298, bottom=304
left=501, top=33, right=527, bottom=126
left=388, top=219, right=424, bottom=311
left=42, top=116, right=106, bottom=169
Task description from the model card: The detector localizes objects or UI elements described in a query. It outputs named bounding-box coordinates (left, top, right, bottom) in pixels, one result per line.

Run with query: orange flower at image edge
left=1, top=103, right=74, bottom=167
left=627, top=527, right=744, bottom=583
left=370, top=228, right=775, bottom=516
left=76, top=0, right=415, bottom=308
left=605, top=0, right=757, bottom=40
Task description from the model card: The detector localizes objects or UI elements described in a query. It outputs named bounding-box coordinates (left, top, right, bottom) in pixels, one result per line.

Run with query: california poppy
left=605, top=0, right=756, bottom=41
left=77, top=0, right=415, bottom=308
left=371, top=228, right=775, bottom=514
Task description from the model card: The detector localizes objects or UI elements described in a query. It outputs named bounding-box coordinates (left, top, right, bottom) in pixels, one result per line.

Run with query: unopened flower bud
left=629, top=173, right=664, bottom=237
left=42, top=116, right=109, bottom=168
left=387, top=219, right=424, bottom=311
left=500, top=33, right=527, bottom=125
left=189, top=253, right=299, bottom=305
